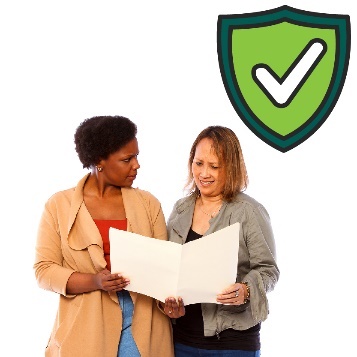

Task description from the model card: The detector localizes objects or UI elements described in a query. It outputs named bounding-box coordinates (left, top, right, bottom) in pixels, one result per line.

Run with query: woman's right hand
left=162, top=297, right=185, bottom=318
left=94, top=269, right=130, bottom=292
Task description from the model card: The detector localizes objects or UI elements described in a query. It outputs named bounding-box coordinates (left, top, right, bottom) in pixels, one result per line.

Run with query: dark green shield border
left=217, top=5, right=351, bottom=152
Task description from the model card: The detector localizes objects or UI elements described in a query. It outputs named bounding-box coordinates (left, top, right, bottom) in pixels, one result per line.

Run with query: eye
left=211, top=165, right=219, bottom=169
left=195, top=161, right=203, bottom=166
left=122, top=154, right=139, bottom=163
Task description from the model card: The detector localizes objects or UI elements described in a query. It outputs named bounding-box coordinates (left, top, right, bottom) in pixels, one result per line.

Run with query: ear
left=95, top=159, right=105, bottom=172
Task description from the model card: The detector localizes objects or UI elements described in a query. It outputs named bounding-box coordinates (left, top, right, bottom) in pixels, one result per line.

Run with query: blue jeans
left=117, top=290, right=141, bottom=357
left=174, top=343, right=260, bottom=357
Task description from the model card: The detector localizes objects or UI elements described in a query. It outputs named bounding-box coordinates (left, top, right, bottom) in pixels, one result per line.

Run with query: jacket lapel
left=171, top=196, right=196, bottom=243
left=66, top=174, right=106, bottom=271
left=67, top=173, right=89, bottom=237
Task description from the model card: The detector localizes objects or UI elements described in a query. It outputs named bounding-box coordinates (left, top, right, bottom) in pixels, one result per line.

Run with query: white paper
left=109, top=223, right=240, bottom=305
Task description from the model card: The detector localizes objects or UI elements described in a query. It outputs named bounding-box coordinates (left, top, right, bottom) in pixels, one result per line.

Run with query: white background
left=1, top=1, right=355, bottom=356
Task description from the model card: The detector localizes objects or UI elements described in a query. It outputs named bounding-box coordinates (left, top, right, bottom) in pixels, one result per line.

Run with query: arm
left=217, top=202, right=279, bottom=318
left=66, top=270, right=129, bottom=295
left=241, top=203, right=279, bottom=320
left=243, top=203, right=279, bottom=292
left=34, top=200, right=129, bottom=296
left=152, top=204, right=168, bottom=241
left=34, top=200, right=75, bottom=295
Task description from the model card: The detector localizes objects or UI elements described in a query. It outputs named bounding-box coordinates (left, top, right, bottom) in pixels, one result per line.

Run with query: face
left=192, top=137, right=226, bottom=198
left=99, top=138, right=140, bottom=187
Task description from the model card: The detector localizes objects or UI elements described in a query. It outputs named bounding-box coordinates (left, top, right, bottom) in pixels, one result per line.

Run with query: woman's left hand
left=216, top=283, right=247, bottom=305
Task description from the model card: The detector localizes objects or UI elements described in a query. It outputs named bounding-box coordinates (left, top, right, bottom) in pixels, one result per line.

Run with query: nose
left=199, top=164, right=210, bottom=178
left=132, top=157, right=140, bottom=170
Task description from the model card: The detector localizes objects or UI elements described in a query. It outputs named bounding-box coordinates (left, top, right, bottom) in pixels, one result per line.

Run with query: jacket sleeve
left=136, top=189, right=168, bottom=242
left=33, top=198, right=75, bottom=296
left=152, top=204, right=168, bottom=241
left=241, top=202, right=279, bottom=322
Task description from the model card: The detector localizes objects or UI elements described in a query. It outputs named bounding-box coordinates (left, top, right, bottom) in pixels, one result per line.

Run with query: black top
left=173, top=228, right=261, bottom=351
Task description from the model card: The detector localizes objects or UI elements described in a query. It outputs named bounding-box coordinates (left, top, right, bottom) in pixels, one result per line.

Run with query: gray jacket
left=167, top=192, right=279, bottom=336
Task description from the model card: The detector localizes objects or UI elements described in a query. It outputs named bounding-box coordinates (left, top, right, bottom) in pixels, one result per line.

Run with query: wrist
left=241, top=282, right=250, bottom=303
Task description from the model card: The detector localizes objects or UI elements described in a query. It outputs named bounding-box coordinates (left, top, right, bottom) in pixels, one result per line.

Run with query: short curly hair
left=74, top=115, right=137, bottom=169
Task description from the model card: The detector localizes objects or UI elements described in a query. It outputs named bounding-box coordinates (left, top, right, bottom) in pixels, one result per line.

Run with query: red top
left=93, top=219, right=127, bottom=271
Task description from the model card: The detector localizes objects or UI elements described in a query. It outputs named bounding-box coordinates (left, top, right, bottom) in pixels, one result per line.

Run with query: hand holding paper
left=109, top=223, right=240, bottom=305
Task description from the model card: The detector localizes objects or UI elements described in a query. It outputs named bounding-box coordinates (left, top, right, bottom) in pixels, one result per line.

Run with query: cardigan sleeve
left=152, top=204, right=167, bottom=241
left=135, top=189, right=168, bottom=241
left=33, top=198, right=76, bottom=296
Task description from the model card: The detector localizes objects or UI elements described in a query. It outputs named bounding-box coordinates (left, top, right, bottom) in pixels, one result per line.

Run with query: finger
left=171, top=298, right=179, bottom=308
left=111, top=284, right=128, bottom=292
left=107, top=273, right=124, bottom=281
left=107, top=278, right=130, bottom=291
left=170, top=297, right=185, bottom=318
left=216, top=293, right=233, bottom=301
left=177, top=297, right=184, bottom=308
left=172, top=304, right=179, bottom=315
left=217, top=294, right=240, bottom=304
left=171, top=308, right=180, bottom=318
left=165, top=297, right=177, bottom=316
left=232, top=289, right=240, bottom=299
left=168, top=297, right=177, bottom=314
left=164, top=298, right=172, bottom=314
left=116, top=278, right=130, bottom=286
left=218, top=284, right=241, bottom=300
left=101, top=269, right=111, bottom=276
left=178, top=297, right=185, bottom=316
left=109, top=274, right=130, bottom=286
left=221, top=284, right=239, bottom=295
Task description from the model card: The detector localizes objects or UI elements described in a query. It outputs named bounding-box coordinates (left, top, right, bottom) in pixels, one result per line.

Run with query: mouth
left=199, top=180, right=214, bottom=187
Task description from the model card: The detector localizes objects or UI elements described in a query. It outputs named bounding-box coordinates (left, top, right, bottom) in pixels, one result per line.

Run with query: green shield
left=217, top=6, right=350, bottom=152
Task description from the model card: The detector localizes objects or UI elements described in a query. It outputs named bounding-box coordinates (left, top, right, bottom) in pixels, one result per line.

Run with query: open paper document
left=109, top=223, right=240, bottom=305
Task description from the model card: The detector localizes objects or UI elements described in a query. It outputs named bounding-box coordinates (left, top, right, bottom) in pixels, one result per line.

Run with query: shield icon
left=217, top=6, right=350, bottom=152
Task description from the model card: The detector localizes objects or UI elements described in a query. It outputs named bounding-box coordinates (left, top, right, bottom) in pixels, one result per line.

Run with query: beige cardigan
left=34, top=174, right=174, bottom=357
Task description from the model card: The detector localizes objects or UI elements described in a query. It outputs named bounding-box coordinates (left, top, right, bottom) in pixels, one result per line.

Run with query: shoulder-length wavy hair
left=185, top=126, right=248, bottom=201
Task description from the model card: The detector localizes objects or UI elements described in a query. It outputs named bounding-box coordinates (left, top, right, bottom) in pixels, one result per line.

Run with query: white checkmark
left=253, top=39, right=326, bottom=107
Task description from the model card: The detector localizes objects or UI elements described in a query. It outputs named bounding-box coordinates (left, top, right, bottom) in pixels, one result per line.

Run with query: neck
left=199, top=195, right=222, bottom=205
left=198, top=195, right=223, bottom=218
left=84, top=173, right=122, bottom=198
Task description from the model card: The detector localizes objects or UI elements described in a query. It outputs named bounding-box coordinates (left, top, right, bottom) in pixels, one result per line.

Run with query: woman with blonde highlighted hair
left=163, top=126, right=279, bottom=357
